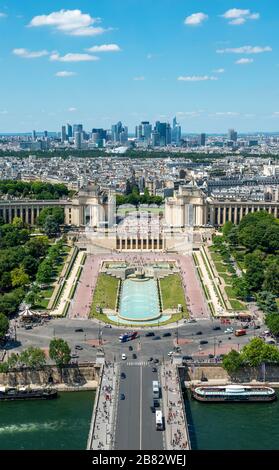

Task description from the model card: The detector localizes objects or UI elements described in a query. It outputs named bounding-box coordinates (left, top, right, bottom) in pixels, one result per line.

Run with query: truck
left=234, top=329, right=247, bottom=337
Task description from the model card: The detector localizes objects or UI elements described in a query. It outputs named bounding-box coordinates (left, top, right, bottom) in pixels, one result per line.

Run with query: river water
left=0, top=391, right=95, bottom=450
left=185, top=390, right=279, bottom=450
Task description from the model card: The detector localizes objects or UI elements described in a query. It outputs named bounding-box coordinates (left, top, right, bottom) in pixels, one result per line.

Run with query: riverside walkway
left=161, top=363, right=191, bottom=450
left=87, top=362, right=118, bottom=450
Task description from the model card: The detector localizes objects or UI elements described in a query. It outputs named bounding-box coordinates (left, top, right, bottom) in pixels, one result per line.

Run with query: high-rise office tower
left=73, top=124, right=83, bottom=135
left=172, top=117, right=181, bottom=145
left=32, top=130, right=36, bottom=141
left=141, top=121, right=152, bottom=143
left=155, top=122, right=171, bottom=146
left=43, top=130, right=48, bottom=138
left=228, top=129, right=238, bottom=142
left=67, top=124, right=73, bottom=139
left=61, top=126, right=67, bottom=142
left=151, top=130, right=160, bottom=147
left=111, top=122, right=128, bottom=143
left=199, top=133, right=206, bottom=146
left=74, top=131, right=82, bottom=149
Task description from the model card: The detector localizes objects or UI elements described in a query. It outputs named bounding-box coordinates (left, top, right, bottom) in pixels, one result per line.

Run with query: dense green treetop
left=49, top=338, right=71, bottom=368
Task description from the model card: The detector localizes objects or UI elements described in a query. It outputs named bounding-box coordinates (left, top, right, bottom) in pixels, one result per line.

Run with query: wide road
left=115, top=364, right=164, bottom=450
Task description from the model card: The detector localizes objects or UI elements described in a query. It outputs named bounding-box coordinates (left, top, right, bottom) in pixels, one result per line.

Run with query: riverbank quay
left=161, top=364, right=190, bottom=450
left=87, top=362, right=118, bottom=450
left=0, top=362, right=101, bottom=388
left=182, top=362, right=279, bottom=384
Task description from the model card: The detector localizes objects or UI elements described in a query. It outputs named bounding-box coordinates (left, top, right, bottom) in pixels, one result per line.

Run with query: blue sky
left=0, top=0, right=279, bottom=133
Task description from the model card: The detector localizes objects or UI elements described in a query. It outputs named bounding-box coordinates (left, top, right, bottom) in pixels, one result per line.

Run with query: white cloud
left=13, top=48, right=49, bottom=59
left=213, top=68, right=225, bottom=73
left=222, top=9, right=260, bottom=25
left=68, top=107, right=77, bottom=112
left=184, top=12, right=208, bottom=26
left=55, top=71, right=77, bottom=77
left=0, top=12, right=7, bottom=18
left=133, top=76, right=145, bottom=81
left=29, top=9, right=106, bottom=37
left=212, top=112, right=240, bottom=116
left=217, top=46, right=272, bottom=54
left=50, top=52, right=99, bottom=62
left=0, top=109, right=8, bottom=114
left=235, top=58, right=254, bottom=65
left=178, top=75, right=218, bottom=82
left=86, top=44, right=121, bottom=53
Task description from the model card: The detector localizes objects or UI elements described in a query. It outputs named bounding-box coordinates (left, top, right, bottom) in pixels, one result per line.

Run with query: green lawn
left=229, top=299, right=246, bottom=310
left=219, top=273, right=233, bottom=285
left=214, top=262, right=228, bottom=273
left=225, top=286, right=236, bottom=298
left=90, top=273, right=119, bottom=316
left=160, top=274, right=187, bottom=314
left=210, top=252, right=224, bottom=263
left=33, top=244, right=70, bottom=309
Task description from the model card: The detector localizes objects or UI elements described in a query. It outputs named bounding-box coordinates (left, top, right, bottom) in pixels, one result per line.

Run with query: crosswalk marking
left=126, top=361, right=151, bottom=367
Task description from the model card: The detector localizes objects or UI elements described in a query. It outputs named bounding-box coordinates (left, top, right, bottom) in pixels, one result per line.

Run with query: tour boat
left=0, top=386, right=58, bottom=401
left=192, top=384, right=276, bottom=402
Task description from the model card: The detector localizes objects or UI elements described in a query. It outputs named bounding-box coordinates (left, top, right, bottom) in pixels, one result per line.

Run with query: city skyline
left=0, top=1, right=279, bottom=132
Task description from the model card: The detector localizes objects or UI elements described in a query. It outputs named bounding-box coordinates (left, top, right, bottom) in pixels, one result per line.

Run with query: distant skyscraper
left=32, top=130, right=36, bottom=141
left=67, top=124, right=73, bottom=139
left=199, top=133, right=206, bottom=146
left=228, top=129, right=238, bottom=142
left=43, top=130, right=48, bottom=138
left=74, top=131, right=82, bottom=149
left=171, top=117, right=181, bottom=145
left=155, top=122, right=171, bottom=146
left=61, top=126, right=67, bottom=142
left=151, top=130, right=160, bottom=147
left=111, top=122, right=128, bottom=143
left=73, top=124, right=83, bottom=135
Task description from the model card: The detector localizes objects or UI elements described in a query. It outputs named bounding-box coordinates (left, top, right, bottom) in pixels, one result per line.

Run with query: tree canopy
left=49, top=338, right=71, bottom=368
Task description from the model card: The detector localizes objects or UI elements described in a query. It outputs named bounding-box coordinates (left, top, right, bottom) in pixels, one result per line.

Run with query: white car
left=224, top=328, right=233, bottom=334
left=167, top=351, right=173, bottom=357
left=121, top=353, right=127, bottom=360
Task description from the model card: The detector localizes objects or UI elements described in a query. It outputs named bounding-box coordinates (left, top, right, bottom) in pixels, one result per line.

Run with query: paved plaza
left=69, top=252, right=209, bottom=322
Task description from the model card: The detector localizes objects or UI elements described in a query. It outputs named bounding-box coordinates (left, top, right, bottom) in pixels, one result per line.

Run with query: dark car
left=208, top=354, right=215, bottom=359
left=149, top=357, right=153, bottom=362
left=128, top=345, right=133, bottom=351
left=163, top=332, right=171, bottom=337
left=120, top=393, right=125, bottom=400
left=153, top=399, right=160, bottom=408
left=196, top=331, right=203, bottom=335
left=145, top=332, right=155, bottom=337
left=182, top=355, right=193, bottom=361
left=152, top=336, right=161, bottom=340
left=199, top=340, right=208, bottom=345
left=152, top=367, right=157, bottom=372
left=132, top=353, right=137, bottom=359
left=242, top=324, right=249, bottom=329
left=121, top=372, right=126, bottom=379
left=75, top=345, right=83, bottom=350
left=75, top=328, right=84, bottom=333
left=212, top=326, right=221, bottom=331
left=154, top=358, right=159, bottom=364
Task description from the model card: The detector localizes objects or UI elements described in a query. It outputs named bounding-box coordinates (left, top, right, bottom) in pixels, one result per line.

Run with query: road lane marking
left=140, top=365, right=143, bottom=451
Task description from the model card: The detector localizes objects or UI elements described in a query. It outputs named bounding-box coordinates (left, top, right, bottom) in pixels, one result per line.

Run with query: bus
left=119, top=331, right=138, bottom=343
left=152, top=380, right=160, bottom=399
left=234, top=329, right=247, bottom=337
left=155, top=410, right=164, bottom=431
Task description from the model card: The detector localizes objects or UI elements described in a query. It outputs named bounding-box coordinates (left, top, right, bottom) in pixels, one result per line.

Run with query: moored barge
left=192, top=384, right=276, bottom=402
left=0, top=386, right=58, bottom=401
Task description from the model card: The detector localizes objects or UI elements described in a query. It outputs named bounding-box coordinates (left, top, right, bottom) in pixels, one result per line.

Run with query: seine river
left=185, top=390, right=279, bottom=450
left=0, top=391, right=94, bottom=450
